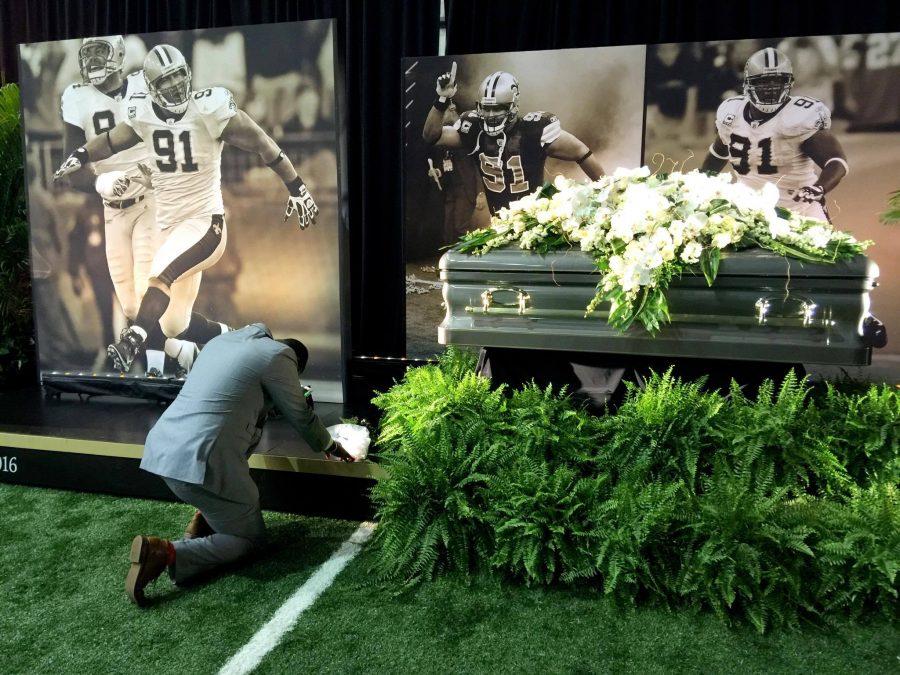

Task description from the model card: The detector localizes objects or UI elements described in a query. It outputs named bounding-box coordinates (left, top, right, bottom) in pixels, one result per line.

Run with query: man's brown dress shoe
left=125, top=536, right=171, bottom=606
left=184, top=510, right=214, bottom=539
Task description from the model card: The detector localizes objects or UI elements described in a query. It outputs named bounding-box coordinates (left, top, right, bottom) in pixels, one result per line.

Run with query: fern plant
left=506, top=382, right=604, bottom=468
left=370, top=359, right=900, bottom=630
left=371, top=355, right=514, bottom=585
left=595, top=369, right=723, bottom=492
left=487, top=460, right=608, bottom=585
left=676, top=455, right=817, bottom=633
left=813, top=382, right=899, bottom=486
left=371, top=430, right=509, bottom=585
left=713, top=372, right=849, bottom=497
left=811, top=482, right=899, bottom=620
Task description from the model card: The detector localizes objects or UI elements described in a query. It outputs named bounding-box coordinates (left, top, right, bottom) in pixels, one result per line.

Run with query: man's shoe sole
left=125, top=535, right=148, bottom=606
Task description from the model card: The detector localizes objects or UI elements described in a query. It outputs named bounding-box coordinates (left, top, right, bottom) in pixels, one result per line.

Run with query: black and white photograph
left=402, top=45, right=646, bottom=358
left=643, top=32, right=900, bottom=371
left=19, top=20, right=345, bottom=400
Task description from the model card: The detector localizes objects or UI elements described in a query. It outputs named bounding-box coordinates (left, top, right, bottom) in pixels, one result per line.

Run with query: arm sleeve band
left=709, top=143, right=729, bottom=160
left=824, top=157, right=849, bottom=176
left=576, top=150, right=593, bottom=164
left=266, top=150, right=286, bottom=168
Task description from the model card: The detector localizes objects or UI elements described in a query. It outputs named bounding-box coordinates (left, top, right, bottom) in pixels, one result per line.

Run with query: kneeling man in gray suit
left=126, top=322, right=354, bottom=606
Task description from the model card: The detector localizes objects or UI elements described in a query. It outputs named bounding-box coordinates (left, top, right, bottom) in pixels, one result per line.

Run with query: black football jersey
left=453, top=110, right=561, bottom=214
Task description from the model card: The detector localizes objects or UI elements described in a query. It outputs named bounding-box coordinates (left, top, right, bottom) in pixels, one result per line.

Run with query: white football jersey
left=715, top=95, right=831, bottom=206
left=124, top=86, right=237, bottom=229
left=60, top=71, right=150, bottom=198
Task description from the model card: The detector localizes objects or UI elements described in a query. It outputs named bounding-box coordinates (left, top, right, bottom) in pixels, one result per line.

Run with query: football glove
left=284, top=182, right=319, bottom=230
left=435, top=61, right=458, bottom=99
left=794, top=185, right=825, bottom=204
left=95, top=171, right=131, bottom=200
left=53, top=147, right=89, bottom=182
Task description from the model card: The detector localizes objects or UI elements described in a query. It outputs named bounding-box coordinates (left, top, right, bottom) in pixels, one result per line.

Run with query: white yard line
left=218, top=522, right=376, bottom=675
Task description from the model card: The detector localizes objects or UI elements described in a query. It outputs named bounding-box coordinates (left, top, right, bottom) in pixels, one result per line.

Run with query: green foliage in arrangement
left=371, top=353, right=900, bottom=632
left=0, top=83, right=33, bottom=383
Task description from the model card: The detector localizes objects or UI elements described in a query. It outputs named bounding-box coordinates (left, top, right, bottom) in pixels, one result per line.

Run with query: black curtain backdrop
left=445, top=0, right=900, bottom=54
left=1, top=0, right=899, bottom=395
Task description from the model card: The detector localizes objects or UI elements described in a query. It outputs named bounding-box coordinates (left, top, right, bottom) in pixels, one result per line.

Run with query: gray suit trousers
left=164, top=477, right=266, bottom=584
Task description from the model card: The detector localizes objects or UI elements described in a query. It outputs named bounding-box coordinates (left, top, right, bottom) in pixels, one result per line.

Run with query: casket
left=438, top=246, right=883, bottom=365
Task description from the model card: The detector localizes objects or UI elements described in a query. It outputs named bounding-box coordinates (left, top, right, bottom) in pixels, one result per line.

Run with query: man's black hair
left=278, top=338, right=309, bottom=374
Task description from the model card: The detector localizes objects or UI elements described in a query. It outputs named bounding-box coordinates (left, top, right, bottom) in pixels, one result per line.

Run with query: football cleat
left=174, top=341, right=199, bottom=375
left=476, top=71, right=520, bottom=136
left=79, top=35, right=126, bottom=87
left=108, top=327, right=145, bottom=373
left=144, top=44, right=192, bottom=115
left=744, top=47, right=794, bottom=114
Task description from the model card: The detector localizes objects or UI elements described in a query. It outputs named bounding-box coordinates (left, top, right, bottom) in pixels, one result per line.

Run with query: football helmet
left=476, top=71, right=519, bottom=136
left=744, top=47, right=794, bottom=114
left=79, top=35, right=126, bottom=87
left=143, top=44, right=192, bottom=115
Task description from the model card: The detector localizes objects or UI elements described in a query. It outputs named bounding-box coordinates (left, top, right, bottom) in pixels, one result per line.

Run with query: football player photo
left=698, top=47, right=848, bottom=221
left=422, top=66, right=605, bottom=216
left=20, top=20, right=346, bottom=401
left=403, top=46, right=646, bottom=358
left=643, top=33, right=900, bottom=368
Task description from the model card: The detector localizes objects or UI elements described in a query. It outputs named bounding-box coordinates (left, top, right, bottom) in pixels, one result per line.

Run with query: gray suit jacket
left=141, top=323, right=333, bottom=500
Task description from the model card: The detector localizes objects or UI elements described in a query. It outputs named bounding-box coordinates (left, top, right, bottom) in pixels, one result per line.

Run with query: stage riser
left=0, top=447, right=376, bottom=521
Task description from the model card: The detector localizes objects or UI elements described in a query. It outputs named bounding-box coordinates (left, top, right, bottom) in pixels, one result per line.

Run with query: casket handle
left=481, top=287, right=531, bottom=315
left=754, top=295, right=819, bottom=326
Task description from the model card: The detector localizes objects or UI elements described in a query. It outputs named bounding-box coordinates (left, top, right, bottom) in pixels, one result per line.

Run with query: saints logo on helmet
left=144, top=44, right=192, bottom=115
left=476, top=71, right=520, bottom=136
left=744, top=47, right=794, bottom=114
left=79, top=35, right=126, bottom=87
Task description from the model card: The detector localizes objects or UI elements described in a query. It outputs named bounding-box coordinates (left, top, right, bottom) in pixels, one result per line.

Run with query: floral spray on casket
left=456, top=167, right=870, bottom=334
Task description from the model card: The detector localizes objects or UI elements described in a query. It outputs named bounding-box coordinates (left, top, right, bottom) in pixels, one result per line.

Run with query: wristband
left=433, top=97, right=450, bottom=113
left=285, top=176, right=304, bottom=196
left=73, top=147, right=89, bottom=164
left=266, top=150, right=286, bottom=168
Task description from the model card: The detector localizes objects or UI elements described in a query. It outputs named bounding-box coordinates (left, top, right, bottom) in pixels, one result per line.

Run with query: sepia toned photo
left=20, top=20, right=345, bottom=400
left=402, top=45, right=646, bottom=358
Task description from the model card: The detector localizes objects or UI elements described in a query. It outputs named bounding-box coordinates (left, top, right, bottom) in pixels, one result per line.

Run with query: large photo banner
left=20, top=20, right=346, bottom=401
left=402, top=45, right=647, bottom=358
left=643, top=32, right=900, bottom=358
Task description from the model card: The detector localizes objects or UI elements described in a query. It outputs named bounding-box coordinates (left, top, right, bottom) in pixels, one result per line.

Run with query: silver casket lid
left=440, top=245, right=878, bottom=281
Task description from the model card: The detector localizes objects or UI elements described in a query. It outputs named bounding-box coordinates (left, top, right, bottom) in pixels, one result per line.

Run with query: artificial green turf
left=0, top=483, right=357, bottom=674
left=2, top=483, right=898, bottom=674
left=258, top=544, right=900, bottom=674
